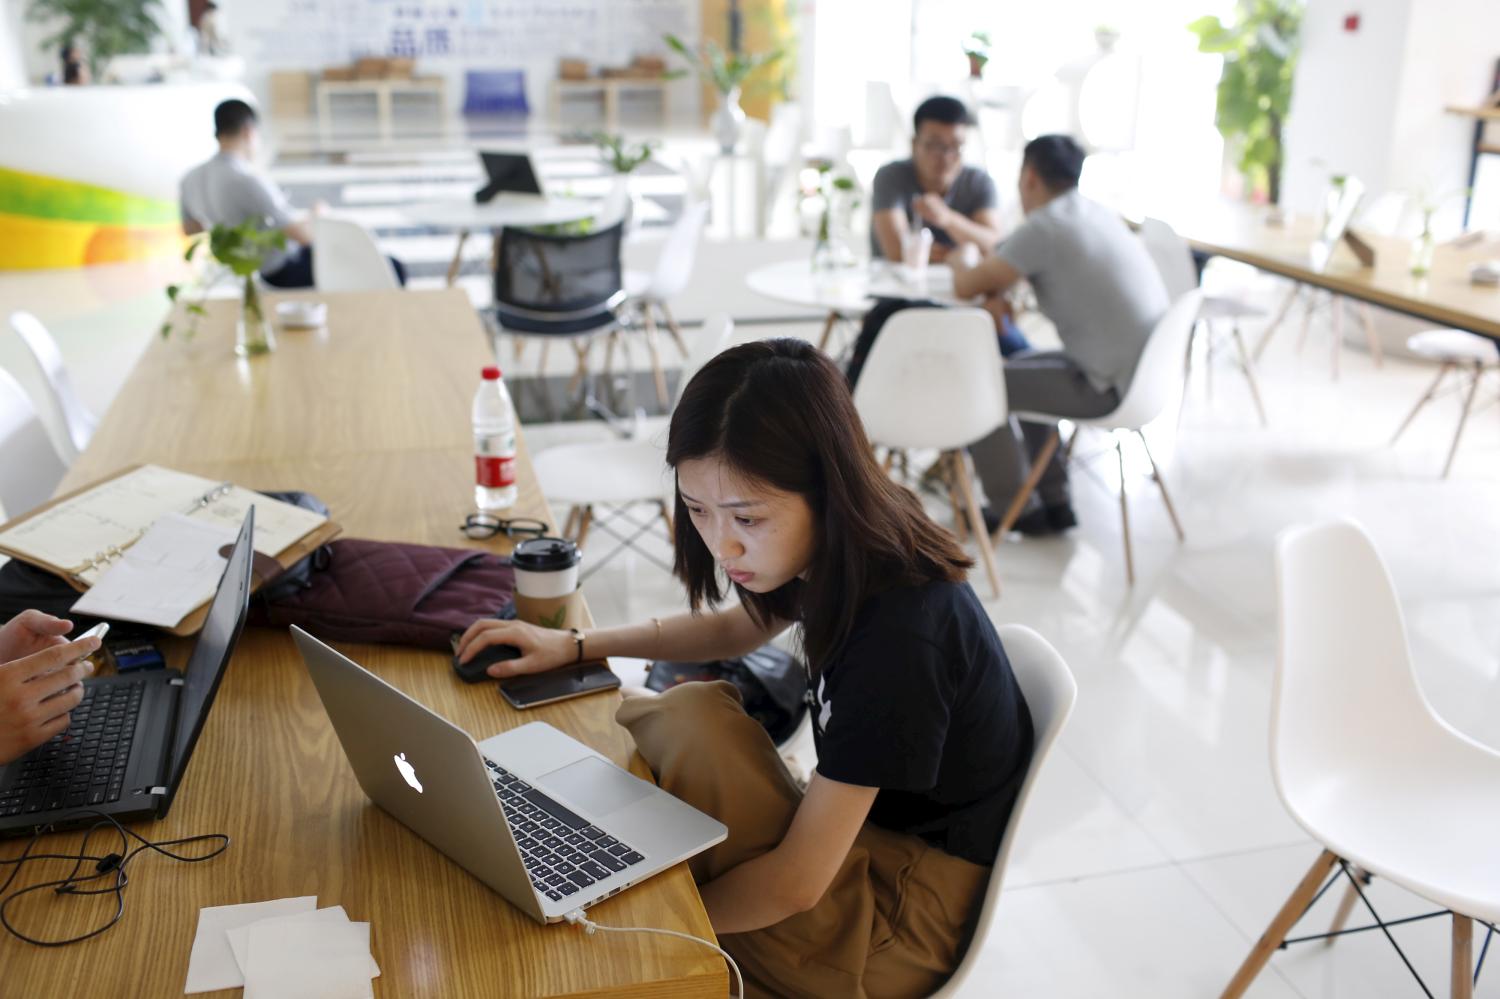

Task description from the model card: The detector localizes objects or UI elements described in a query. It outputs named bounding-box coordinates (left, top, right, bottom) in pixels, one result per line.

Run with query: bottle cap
left=482, top=365, right=501, bottom=380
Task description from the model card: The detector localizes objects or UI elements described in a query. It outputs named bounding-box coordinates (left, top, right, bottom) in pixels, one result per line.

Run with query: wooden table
left=1169, top=204, right=1500, bottom=341
left=0, top=289, right=725, bottom=997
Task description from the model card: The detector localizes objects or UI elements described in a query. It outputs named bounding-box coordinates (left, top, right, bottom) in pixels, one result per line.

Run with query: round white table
left=402, top=195, right=600, bottom=285
left=744, top=259, right=965, bottom=351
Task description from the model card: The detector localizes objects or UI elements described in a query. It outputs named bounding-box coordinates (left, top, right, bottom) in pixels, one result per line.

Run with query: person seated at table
left=947, top=134, right=1170, bottom=537
left=458, top=338, right=1034, bottom=999
left=0, top=611, right=101, bottom=765
left=870, top=96, right=1004, bottom=265
left=179, top=99, right=407, bottom=289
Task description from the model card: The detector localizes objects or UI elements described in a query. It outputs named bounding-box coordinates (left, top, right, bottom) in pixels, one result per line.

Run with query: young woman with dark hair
left=459, top=338, right=1033, bottom=997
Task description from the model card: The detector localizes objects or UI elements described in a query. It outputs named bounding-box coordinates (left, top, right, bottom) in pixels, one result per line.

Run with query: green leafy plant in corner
left=163, top=221, right=287, bottom=349
left=1189, top=0, right=1301, bottom=205
left=26, top=0, right=165, bottom=80
left=593, top=133, right=657, bottom=175
left=662, top=33, right=782, bottom=96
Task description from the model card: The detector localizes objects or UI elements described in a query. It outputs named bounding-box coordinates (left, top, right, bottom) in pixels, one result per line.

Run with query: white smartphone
left=77, top=622, right=110, bottom=644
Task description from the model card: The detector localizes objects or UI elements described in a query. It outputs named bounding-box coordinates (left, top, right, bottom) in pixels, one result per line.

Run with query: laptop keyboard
left=484, top=759, right=646, bottom=903
left=0, top=682, right=145, bottom=817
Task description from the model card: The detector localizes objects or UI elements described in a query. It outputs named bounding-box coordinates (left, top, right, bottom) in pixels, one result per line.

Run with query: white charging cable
left=565, top=907, right=744, bottom=999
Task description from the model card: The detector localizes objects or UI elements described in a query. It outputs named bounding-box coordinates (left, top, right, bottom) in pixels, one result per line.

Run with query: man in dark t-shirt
left=869, top=95, right=1005, bottom=263
left=809, top=579, right=1034, bottom=866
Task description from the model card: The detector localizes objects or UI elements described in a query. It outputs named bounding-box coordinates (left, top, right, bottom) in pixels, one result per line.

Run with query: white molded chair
left=0, top=365, right=69, bottom=519
left=1138, top=218, right=1267, bottom=426
left=758, top=101, right=803, bottom=236
left=1004, top=290, right=1203, bottom=584
left=1222, top=520, right=1500, bottom=999
left=7, top=311, right=97, bottom=462
left=620, top=201, right=710, bottom=406
left=531, top=314, right=734, bottom=577
left=852, top=307, right=1006, bottom=598
left=930, top=623, right=1077, bottom=998
left=1388, top=329, right=1499, bottom=478
left=312, top=217, right=401, bottom=292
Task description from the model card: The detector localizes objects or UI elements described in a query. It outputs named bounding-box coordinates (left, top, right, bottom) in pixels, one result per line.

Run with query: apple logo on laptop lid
left=394, top=752, right=423, bottom=793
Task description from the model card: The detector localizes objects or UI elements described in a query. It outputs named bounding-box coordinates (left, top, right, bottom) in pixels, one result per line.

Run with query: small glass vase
left=235, top=275, right=275, bottom=357
left=810, top=209, right=855, bottom=273
left=1409, top=226, right=1435, bottom=278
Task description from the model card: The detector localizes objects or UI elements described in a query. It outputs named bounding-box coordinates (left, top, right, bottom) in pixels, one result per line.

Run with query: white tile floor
left=5, top=237, right=1499, bottom=996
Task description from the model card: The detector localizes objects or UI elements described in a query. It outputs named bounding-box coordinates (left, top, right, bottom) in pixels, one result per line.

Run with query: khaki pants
left=616, top=681, right=990, bottom=999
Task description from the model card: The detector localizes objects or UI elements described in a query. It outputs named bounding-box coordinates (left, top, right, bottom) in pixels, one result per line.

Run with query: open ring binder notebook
left=0, top=464, right=341, bottom=635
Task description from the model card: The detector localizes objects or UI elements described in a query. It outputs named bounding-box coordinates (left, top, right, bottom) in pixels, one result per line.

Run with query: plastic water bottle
left=473, top=365, right=517, bottom=511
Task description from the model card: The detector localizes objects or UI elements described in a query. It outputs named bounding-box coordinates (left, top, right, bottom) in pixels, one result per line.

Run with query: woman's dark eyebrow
left=678, top=491, right=762, bottom=509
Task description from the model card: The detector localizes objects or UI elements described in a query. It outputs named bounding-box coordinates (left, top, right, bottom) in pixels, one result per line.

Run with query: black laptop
left=474, top=151, right=545, bottom=204
left=0, top=508, right=255, bottom=835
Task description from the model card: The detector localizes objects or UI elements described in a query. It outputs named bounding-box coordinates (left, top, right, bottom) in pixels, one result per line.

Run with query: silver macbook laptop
left=290, top=627, right=725, bottom=923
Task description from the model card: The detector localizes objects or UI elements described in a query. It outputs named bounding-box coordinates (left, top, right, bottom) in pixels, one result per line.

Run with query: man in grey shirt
left=948, top=135, right=1169, bottom=535
left=179, top=100, right=405, bottom=288
left=869, top=96, right=1003, bottom=263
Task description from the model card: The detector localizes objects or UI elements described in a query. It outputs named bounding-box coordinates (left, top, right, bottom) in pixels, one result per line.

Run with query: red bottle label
left=476, top=455, right=516, bottom=488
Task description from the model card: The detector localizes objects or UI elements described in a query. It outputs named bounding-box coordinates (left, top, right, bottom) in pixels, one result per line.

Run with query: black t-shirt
left=809, top=579, right=1033, bottom=866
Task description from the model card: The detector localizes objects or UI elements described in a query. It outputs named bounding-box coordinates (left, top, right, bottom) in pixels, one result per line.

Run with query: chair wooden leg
left=816, top=311, right=840, bottom=353
left=566, top=340, right=591, bottom=395
left=1295, top=290, right=1316, bottom=353
left=1116, top=437, right=1134, bottom=585
left=660, top=301, right=690, bottom=359
left=602, top=330, right=619, bottom=383
left=952, top=450, right=1002, bottom=599
left=997, top=428, right=1061, bottom=534
left=513, top=335, right=527, bottom=364
left=1453, top=913, right=1475, bottom=999
left=1179, top=320, right=1200, bottom=428
left=1254, top=283, right=1301, bottom=361
left=575, top=505, right=595, bottom=549
left=1323, top=867, right=1366, bottom=946
left=1442, top=364, right=1485, bottom=478
left=945, top=452, right=970, bottom=543
left=446, top=229, right=469, bottom=287
left=1231, top=325, right=1270, bottom=427
left=1221, top=849, right=1340, bottom=999
left=1136, top=431, right=1184, bottom=541
left=641, top=308, right=670, bottom=408
left=1358, top=302, right=1384, bottom=367
left=1391, top=363, right=1453, bottom=445
left=562, top=505, right=581, bottom=540
left=538, top=340, right=551, bottom=379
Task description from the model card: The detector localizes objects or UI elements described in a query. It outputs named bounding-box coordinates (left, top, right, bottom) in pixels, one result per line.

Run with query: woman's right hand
left=456, top=618, right=576, bottom=678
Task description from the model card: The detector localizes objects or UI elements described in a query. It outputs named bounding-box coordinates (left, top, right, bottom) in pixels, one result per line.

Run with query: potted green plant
left=1188, top=0, right=1301, bottom=206
left=26, top=0, right=164, bottom=81
left=663, top=33, right=782, bottom=153
left=963, top=31, right=992, bottom=79
left=164, top=221, right=288, bottom=358
left=593, top=132, right=657, bottom=175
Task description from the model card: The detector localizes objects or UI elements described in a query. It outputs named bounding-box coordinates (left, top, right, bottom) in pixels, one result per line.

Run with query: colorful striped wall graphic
left=0, top=166, right=184, bottom=269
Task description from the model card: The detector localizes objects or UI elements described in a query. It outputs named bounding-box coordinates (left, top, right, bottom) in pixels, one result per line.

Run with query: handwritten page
left=0, top=465, right=327, bottom=584
left=70, top=514, right=236, bottom=628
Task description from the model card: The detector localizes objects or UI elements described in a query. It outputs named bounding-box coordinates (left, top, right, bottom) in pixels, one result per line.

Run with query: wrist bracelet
left=569, top=628, right=585, bottom=664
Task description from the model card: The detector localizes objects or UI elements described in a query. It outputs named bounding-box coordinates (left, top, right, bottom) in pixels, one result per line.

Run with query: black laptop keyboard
left=0, top=682, right=144, bottom=817
left=484, top=759, right=646, bottom=903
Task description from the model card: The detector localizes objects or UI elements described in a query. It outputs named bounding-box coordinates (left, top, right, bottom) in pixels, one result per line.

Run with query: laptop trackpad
left=540, top=756, right=654, bottom=816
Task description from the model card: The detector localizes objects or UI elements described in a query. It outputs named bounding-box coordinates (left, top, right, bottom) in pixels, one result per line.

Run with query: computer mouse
left=451, top=641, right=522, bottom=683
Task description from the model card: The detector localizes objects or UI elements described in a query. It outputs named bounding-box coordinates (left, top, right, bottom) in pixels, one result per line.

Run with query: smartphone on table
left=498, top=662, right=620, bottom=710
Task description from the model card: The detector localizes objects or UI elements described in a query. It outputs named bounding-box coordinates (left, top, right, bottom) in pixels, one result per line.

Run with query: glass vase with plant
left=963, top=31, right=992, bottom=79
left=1188, top=0, right=1301, bottom=206
left=663, top=33, right=782, bottom=153
left=26, top=0, right=164, bottom=81
left=164, top=221, right=288, bottom=358
left=805, top=162, right=860, bottom=272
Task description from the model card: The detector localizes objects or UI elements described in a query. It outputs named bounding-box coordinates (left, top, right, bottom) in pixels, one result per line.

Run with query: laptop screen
left=160, top=507, right=255, bottom=811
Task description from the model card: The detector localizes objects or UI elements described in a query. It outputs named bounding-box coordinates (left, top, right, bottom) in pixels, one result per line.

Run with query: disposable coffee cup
left=511, top=536, right=583, bottom=630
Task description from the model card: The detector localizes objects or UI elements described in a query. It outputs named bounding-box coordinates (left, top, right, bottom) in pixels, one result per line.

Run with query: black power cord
left=0, top=809, right=229, bottom=946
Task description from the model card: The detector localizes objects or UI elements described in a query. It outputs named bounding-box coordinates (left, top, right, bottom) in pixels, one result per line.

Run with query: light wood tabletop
left=1164, top=204, right=1500, bottom=340
left=0, top=289, right=725, bottom=998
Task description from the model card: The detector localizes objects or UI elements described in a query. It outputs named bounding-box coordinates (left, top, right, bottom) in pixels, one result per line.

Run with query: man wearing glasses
left=869, top=96, right=1004, bottom=264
